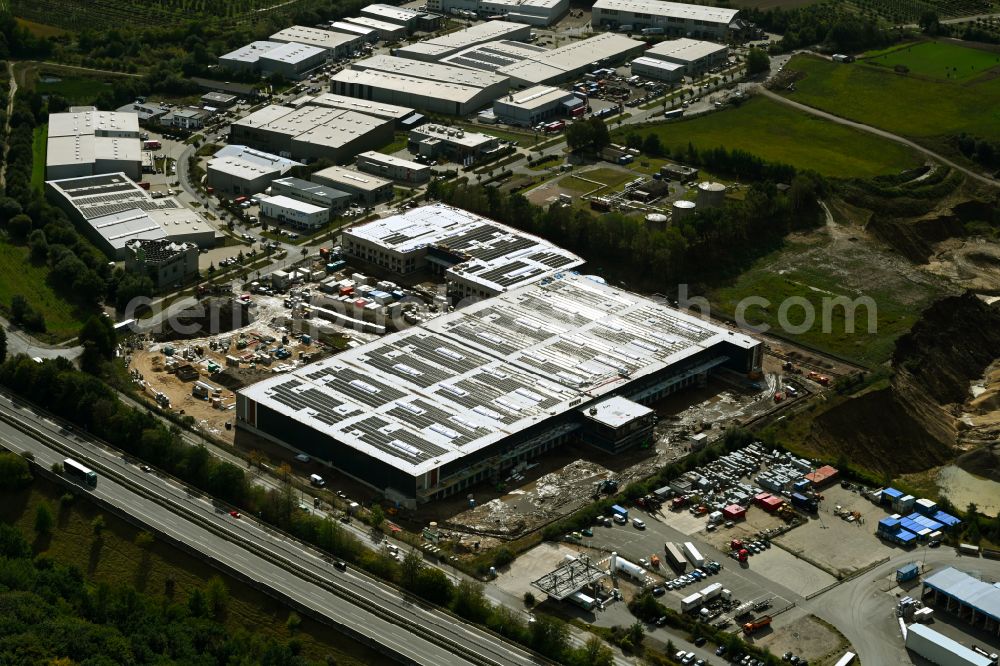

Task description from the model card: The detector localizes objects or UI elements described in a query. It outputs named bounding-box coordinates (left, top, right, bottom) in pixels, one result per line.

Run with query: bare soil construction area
left=752, top=614, right=849, bottom=666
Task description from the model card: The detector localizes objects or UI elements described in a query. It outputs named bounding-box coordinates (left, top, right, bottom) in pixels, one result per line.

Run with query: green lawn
left=0, top=242, right=91, bottom=341
left=862, top=40, right=1000, bottom=82
left=31, top=124, right=47, bottom=192
left=558, top=167, right=634, bottom=192
left=35, top=73, right=115, bottom=105
left=623, top=96, right=922, bottom=178
left=785, top=53, right=1000, bottom=144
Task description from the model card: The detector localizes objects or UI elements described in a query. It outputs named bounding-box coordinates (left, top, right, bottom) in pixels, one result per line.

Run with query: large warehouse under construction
left=236, top=267, right=762, bottom=506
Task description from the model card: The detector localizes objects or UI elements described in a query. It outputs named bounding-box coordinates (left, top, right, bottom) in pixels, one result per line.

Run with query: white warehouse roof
left=310, top=93, right=415, bottom=121
left=394, top=21, right=531, bottom=60
left=209, top=145, right=301, bottom=179
left=923, top=567, right=1000, bottom=621
left=647, top=38, right=729, bottom=63
left=498, top=85, right=574, bottom=111
left=259, top=194, right=327, bottom=215
left=352, top=54, right=508, bottom=89
left=219, top=40, right=283, bottom=64
left=331, top=68, right=486, bottom=105
left=263, top=41, right=326, bottom=65
left=592, top=0, right=739, bottom=25
left=271, top=26, right=358, bottom=51
left=313, top=165, right=393, bottom=192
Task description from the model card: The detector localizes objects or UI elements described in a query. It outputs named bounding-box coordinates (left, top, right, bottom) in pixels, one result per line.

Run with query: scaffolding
left=531, top=555, right=607, bottom=601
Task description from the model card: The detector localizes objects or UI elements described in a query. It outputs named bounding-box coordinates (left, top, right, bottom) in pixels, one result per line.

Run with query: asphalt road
left=0, top=394, right=547, bottom=666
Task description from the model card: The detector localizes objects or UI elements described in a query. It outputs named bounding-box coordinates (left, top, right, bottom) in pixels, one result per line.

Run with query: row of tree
left=744, top=4, right=895, bottom=53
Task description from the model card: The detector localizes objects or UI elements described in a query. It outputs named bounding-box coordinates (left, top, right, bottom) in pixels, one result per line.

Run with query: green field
left=863, top=40, right=1000, bottom=81
left=31, top=124, right=47, bottom=192
left=625, top=96, right=922, bottom=178
left=35, top=73, right=115, bottom=105
left=0, top=243, right=92, bottom=341
left=785, top=51, right=1000, bottom=145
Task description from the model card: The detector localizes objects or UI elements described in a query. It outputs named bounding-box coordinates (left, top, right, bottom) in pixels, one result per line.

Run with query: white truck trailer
left=683, top=541, right=705, bottom=568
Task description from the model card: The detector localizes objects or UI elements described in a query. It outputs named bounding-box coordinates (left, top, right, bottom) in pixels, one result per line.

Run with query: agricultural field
left=10, top=0, right=330, bottom=30
left=862, top=39, right=1000, bottom=81
left=848, top=0, right=996, bottom=23
left=623, top=96, right=922, bottom=178
left=35, top=72, right=117, bottom=106
left=725, top=0, right=822, bottom=9
left=784, top=50, right=1000, bottom=147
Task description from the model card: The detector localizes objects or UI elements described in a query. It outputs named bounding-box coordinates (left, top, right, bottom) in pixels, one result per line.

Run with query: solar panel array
left=244, top=273, right=756, bottom=473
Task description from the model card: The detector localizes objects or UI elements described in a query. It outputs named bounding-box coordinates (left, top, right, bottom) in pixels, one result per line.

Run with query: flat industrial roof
left=646, top=38, right=729, bottom=63
left=345, top=16, right=408, bottom=33
left=362, top=3, right=421, bottom=22
left=331, top=69, right=486, bottom=104
left=358, top=150, right=429, bottom=170
left=271, top=25, right=359, bottom=51
left=329, top=21, right=379, bottom=37
left=310, top=93, right=415, bottom=120
left=440, top=39, right=548, bottom=72
left=593, top=0, right=739, bottom=24
left=313, top=165, right=392, bottom=191
left=923, top=567, right=1000, bottom=621
left=260, top=194, right=327, bottom=214
left=395, top=21, right=530, bottom=59
left=409, top=124, right=498, bottom=149
left=273, top=176, right=351, bottom=200
left=498, top=33, right=643, bottom=84
left=631, top=56, right=686, bottom=71
left=48, top=109, right=140, bottom=138
left=242, top=268, right=757, bottom=475
left=293, top=110, right=391, bottom=149
left=583, top=396, right=654, bottom=428
left=496, top=85, right=573, bottom=111
left=220, top=41, right=283, bottom=64
left=209, top=145, right=301, bottom=179
left=261, top=41, right=326, bottom=65
left=352, top=54, right=508, bottom=89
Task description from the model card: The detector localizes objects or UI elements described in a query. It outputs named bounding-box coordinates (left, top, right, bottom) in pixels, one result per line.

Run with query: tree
left=746, top=48, right=770, bottom=76
left=588, top=117, right=610, bottom=153
left=27, top=229, right=47, bottom=262
left=528, top=614, right=569, bottom=659
left=115, top=273, right=154, bottom=312
left=79, top=315, right=117, bottom=373
left=919, top=11, right=940, bottom=34
left=91, top=515, right=106, bottom=535
left=286, top=611, right=302, bottom=633
left=626, top=620, right=645, bottom=646
left=523, top=591, right=536, bottom=607
left=400, top=547, right=424, bottom=590
left=412, top=567, right=454, bottom=606
left=0, top=451, right=32, bottom=489
left=0, top=196, right=22, bottom=224
left=642, top=133, right=663, bottom=157
left=7, top=213, right=32, bottom=241
left=565, top=121, right=595, bottom=152
left=582, top=636, right=614, bottom=666
left=204, top=576, right=229, bottom=619
left=0, top=324, right=6, bottom=364
left=34, top=501, right=54, bottom=535
left=135, top=531, right=155, bottom=548
left=370, top=504, right=385, bottom=531
left=187, top=587, right=208, bottom=617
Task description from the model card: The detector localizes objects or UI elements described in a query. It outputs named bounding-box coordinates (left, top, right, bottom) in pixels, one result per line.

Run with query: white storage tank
left=645, top=212, right=668, bottom=228
left=672, top=199, right=696, bottom=221
left=697, top=181, right=726, bottom=208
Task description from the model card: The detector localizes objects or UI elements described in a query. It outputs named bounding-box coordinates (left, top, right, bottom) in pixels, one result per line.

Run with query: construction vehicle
left=807, top=371, right=831, bottom=386
left=743, top=615, right=772, bottom=634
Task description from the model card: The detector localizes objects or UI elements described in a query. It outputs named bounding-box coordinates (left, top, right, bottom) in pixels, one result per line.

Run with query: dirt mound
left=868, top=209, right=966, bottom=263
left=956, top=443, right=1000, bottom=482
left=803, top=293, right=1000, bottom=475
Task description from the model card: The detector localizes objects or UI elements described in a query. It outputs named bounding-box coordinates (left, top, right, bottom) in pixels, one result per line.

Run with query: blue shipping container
left=896, top=563, right=919, bottom=582
left=611, top=504, right=628, bottom=518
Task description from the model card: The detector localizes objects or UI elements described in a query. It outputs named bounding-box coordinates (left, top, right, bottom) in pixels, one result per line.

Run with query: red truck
left=143, top=139, right=161, bottom=150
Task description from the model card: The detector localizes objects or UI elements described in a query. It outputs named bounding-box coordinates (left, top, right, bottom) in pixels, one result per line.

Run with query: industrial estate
left=1, top=0, right=999, bottom=665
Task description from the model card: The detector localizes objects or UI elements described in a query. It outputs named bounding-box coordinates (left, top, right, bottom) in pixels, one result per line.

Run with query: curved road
left=758, top=87, right=999, bottom=188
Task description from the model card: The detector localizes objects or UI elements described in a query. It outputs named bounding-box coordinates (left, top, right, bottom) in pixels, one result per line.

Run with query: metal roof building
left=344, top=16, right=408, bottom=42
left=218, top=41, right=284, bottom=73
left=46, top=108, right=141, bottom=181
left=361, top=3, right=423, bottom=30
left=311, top=165, right=394, bottom=205
left=492, top=85, right=578, bottom=126
left=271, top=176, right=352, bottom=213
left=330, top=68, right=501, bottom=116
left=922, top=566, right=1000, bottom=633
left=426, top=0, right=567, bottom=26
left=645, top=38, right=729, bottom=73
left=309, top=93, right=418, bottom=125
left=532, top=556, right=607, bottom=600
left=352, top=54, right=510, bottom=91
left=257, top=41, right=327, bottom=79
left=394, top=21, right=532, bottom=62
left=45, top=173, right=215, bottom=259
left=207, top=145, right=302, bottom=195
left=236, top=264, right=762, bottom=506
left=630, top=56, right=686, bottom=82
left=592, top=0, right=739, bottom=39
left=270, top=25, right=363, bottom=58
left=439, top=39, right=548, bottom=72
left=498, top=33, right=645, bottom=87
left=329, top=20, right=380, bottom=42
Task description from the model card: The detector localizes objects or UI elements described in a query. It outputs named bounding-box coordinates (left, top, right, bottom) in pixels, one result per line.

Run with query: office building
left=46, top=108, right=141, bottom=181
left=356, top=150, right=430, bottom=183
left=235, top=266, right=762, bottom=506
left=591, top=0, right=740, bottom=40
left=163, top=107, right=211, bottom=130
left=645, top=38, right=729, bottom=74
left=46, top=173, right=215, bottom=259
left=394, top=21, right=531, bottom=61
left=258, top=194, right=330, bottom=229
left=271, top=25, right=363, bottom=58
left=207, top=145, right=302, bottom=195
left=312, top=165, right=394, bottom=205
left=124, top=238, right=200, bottom=288
left=493, top=86, right=578, bottom=126
left=498, top=32, right=645, bottom=87
left=271, top=176, right=352, bottom=214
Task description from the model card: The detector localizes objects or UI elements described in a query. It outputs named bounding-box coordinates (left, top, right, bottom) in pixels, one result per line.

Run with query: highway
left=0, top=394, right=547, bottom=666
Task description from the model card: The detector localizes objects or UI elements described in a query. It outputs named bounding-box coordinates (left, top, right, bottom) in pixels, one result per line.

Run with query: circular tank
left=672, top=199, right=696, bottom=222
left=697, top=181, right=727, bottom=208
left=645, top=213, right=668, bottom=228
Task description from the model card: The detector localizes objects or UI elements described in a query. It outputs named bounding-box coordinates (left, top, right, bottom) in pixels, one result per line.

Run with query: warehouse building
left=309, top=93, right=421, bottom=126
left=271, top=177, right=352, bottom=214
left=393, top=21, right=531, bottom=61
left=219, top=41, right=284, bottom=74
left=493, top=86, right=579, bottom=126
left=258, top=41, right=327, bottom=78
left=331, top=69, right=498, bottom=116
left=351, top=54, right=509, bottom=94
left=630, top=56, right=686, bottom=82
left=904, top=624, right=992, bottom=666
left=645, top=38, right=729, bottom=75
left=271, top=26, right=363, bottom=58
left=207, top=145, right=301, bottom=195
left=408, top=124, right=502, bottom=162
left=46, top=173, right=215, bottom=259
left=312, top=165, right=394, bottom=205
left=356, top=151, right=430, bottom=183
left=235, top=265, right=762, bottom=506
left=345, top=16, right=408, bottom=42
left=124, top=238, right=200, bottom=288
left=922, top=567, right=1000, bottom=635
left=439, top=39, right=549, bottom=72
left=342, top=203, right=582, bottom=297
left=201, top=91, right=238, bottom=108
left=426, top=0, right=567, bottom=25
left=592, top=0, right=740, bottom=40
left=329, top=20, right=380, bottom=43
left=258, top=194, right=330, bottom=229
left=361, top=4, right=421, bottom=31
left=497, top=33, right=645, bottom=87
left=46, top=108, right=142, bottom=181
left=230, top=103, right=394, bottom=162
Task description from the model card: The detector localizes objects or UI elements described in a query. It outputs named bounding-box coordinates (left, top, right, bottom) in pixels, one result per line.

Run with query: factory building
left=408, top=124, right=502, bottom=162
left=270, top=26, right=363, bottom=58
left=46, top=173, right=215, bottom=259
left=219, top=41, right=284, bottom=74
left=493, top=86, right=579, bottom=126
left=308, top=93, right=421, bottom=127
left=497, top=33, right=645, bottom=87
left=235, top=265, right=762, bottom=506
left=356, top=151, right=431, bottom=183
left=630, top=56, right=686, bottom=82
left=331, top=69, right=499, bottom=116
left=425, top=0, right=567, bottom=25
left=351, top=54, right=509, bottom=93
left=342, top=203, right=582, bottom=297
left=206, top=145, right=302, bottom=195
left=645, top=38, right=729, bottom=75
left=394, top=21, right=531, bottom=61
left=329, top=20, right=380, bottom=43
left=439, top=39, right=549, bottom=72
left=230, top=103, right=394, bottom=163
left=360, top=4, right=441, bottom=31
left=271, top=177, right=352, bottom=214
left=258, top=194, right=330, bottom=230
left=592, top=0, right=740, bottom=40
left=258, top=41, right=327, bottom=79
left=344, top=16, right=408, bottom=42
left=311, top=165, right=394, bottom=205
left=124, top=238, right=200, bottom=289
left=46, top=108, right=141, bottom=181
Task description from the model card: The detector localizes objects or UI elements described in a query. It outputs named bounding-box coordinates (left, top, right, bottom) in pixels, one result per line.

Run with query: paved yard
left=750, top=546, right=837, bottom=597
left=494, top=542, right=585, bottom=601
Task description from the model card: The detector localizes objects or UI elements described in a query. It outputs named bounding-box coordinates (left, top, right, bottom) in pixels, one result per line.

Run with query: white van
left=632, top=518, right=646, bottom=529
left=309, top=473, right=326, bottom=487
